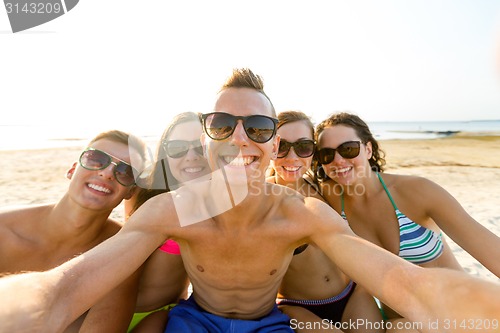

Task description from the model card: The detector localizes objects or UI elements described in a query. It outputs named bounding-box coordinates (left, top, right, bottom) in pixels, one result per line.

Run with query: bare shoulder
left=278, top=190, right=345, bottom=233
left=0, top=204, right=51, bottom=229
left=304, top=196, right=332, bottom=211
left=276, top=187, right=336, bottom=216
left=382, top=173, right=443, bottom=197
left=0, top=203, right=49, bottom=216
left=304, top=196, right=346, bottom=228
left=0, top=205, right=52, bottom=258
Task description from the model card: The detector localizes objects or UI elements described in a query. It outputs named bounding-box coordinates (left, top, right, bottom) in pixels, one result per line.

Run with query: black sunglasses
left=163, top=140, right=203, bottom=159
left=278, top=139, right=316, bottom=158
left=317, top=141, right=362, bottom=164
left=201, top=112, right=278, bottom=143
left=79, top=148, right=136, bottom=186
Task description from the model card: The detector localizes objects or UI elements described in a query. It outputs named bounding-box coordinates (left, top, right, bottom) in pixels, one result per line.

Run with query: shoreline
left=1, top=130, right=499, bottom=152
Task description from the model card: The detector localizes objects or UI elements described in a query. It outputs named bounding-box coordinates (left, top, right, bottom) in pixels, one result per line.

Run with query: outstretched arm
left=0, top=270, right=65, bottom=333
left=415, top=177, right=500, bottom=277
left=0, top=196, right=173, bottom=333
left=306, top=198, right=500, bottom=333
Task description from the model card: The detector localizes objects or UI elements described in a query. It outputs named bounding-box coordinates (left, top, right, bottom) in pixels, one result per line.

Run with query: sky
left=1, top=0, right=500, bottom=140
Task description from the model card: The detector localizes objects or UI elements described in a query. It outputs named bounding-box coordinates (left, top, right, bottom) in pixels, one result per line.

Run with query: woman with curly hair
left=313, top=112, right=500, bottom=320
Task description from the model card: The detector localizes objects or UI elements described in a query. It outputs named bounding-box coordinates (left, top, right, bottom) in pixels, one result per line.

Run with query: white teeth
left=223, top=156, right=255, bottom=166
left=283, top=166, right=300, bottom=172
left=335, top=167, right=351, bottom=173
left=88, top=183, right=111, bottom=193
left=184, top=167, right=203, bottom=173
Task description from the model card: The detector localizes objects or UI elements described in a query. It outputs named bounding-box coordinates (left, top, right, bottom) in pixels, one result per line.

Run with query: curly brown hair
left=314, top=112, right=386, bottom=176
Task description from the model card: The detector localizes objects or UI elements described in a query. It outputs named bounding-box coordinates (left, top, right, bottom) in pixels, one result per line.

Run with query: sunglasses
left=163, top=140, right=204, bottom=159
left=278, top=139, right=316, bottom=158
left=317, top=141, right=362, bottom=164
left=201, top=112, right=278, bottom=143
left=79, top=148, right=136, bottom=186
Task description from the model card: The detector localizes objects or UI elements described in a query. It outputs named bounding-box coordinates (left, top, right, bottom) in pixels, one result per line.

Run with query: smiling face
left=166, top=120, right=210, bottom=185
left=202, top=87, right=279, bottom=187
left=271, top=120, right=314, bottom=184
left=68, top=139, right=140, bottom=211
left=317, top=125, right=372, bottom=186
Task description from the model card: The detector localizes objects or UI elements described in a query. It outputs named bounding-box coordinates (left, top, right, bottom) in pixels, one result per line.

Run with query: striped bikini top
left=341, top=173, right=443, bottom=264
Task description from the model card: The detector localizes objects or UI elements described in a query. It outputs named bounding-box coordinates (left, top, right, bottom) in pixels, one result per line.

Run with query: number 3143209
left=5, top=2, right=62, bottom=14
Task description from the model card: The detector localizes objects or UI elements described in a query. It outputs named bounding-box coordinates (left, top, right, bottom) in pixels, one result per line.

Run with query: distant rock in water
left=424, top=130, right=461, bottom=136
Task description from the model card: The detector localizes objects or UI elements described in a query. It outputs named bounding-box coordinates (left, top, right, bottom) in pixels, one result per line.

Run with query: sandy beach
left=0, top=134, right=499, bottom=283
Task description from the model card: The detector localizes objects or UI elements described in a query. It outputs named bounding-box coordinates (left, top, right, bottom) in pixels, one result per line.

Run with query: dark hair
left=277, top=110, right=315, bottom=137
left=268, top=111, right=315, bottom=177
left=313, top=112, right=386, bottom=180
left=220, top=68, right=276, bottom=117
left=131, top=112, right=202, bottom=213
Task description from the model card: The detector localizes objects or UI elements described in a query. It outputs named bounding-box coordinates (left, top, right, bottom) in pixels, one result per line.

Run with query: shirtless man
left=0, top=130, right=147, bottom=332
left=1, top=69, right=499, bottom=333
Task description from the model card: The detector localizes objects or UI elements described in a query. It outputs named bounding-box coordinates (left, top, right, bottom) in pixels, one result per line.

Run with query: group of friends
left=1, top=68, right=499, bottom=333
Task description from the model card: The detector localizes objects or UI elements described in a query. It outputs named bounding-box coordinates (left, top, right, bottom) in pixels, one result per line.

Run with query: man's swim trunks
left=164, top=295, right=293, bottom=332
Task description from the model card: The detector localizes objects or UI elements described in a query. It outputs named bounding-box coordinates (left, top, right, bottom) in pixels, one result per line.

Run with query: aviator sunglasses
left=201, top=112, right=278, bottom=143
left=317, top=141, right=362, bottom=165
left=79, top=147, right=136, bottom=186
left=163, top=139, right=204, bottom=159
left=278, top=139, right=316, bottom=158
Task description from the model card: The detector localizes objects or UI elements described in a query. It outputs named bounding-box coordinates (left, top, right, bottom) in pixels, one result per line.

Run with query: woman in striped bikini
left=313, top=112, right=500, bottom=320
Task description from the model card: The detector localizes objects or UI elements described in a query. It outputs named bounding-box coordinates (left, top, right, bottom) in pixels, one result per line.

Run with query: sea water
left=368, top=120, right=500, bottom=140
left=1, top=120, right=500, bottom=151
